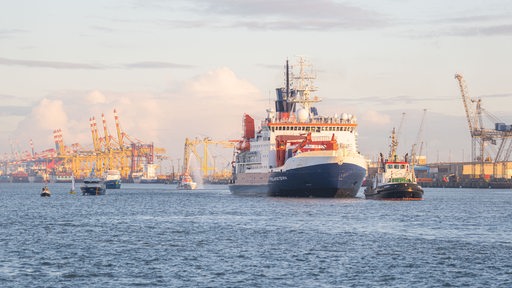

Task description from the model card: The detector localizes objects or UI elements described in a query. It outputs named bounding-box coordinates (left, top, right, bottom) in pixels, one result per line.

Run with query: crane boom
left=455, top=74, right=481, bottom=135
left=114, top=109, right=124, bottom=150
left=411, top=109, right=427, bottom=165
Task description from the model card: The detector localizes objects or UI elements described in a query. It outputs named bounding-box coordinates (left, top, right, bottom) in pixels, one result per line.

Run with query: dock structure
left=414, top=162, right=512, bottom=189
left=0, top=109, right=166, bottom=183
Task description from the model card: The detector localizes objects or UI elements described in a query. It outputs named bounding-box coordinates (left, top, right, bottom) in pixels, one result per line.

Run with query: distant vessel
left=40, top=186, right=51, bottom=197
left=81, top=168, right=106, bottom=196
left=28, top=172, right=45, bottom=183
left=132, top=164, right=158, bottom=184
left=131, top=172, right=142, bottom=184
left=229, top=58, right=367, bottom=197
left=11, top=170, right=29, bottom=183
left=177, top=174, right=197, bottom=190
left=52, top=172, right=73, bottom=183
left=103, top=170, right=121, bottom=189
left=81, top=177, right=106, bottom=196
left=140, top=164, right=158, bottom=183
left=0, top=175, right=11, bottom=183
left=364, top=128, right=424, bottom=200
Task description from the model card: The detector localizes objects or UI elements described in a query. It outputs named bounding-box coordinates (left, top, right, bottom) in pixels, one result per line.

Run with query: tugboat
left=364, top=128, right=424, bottom=200
left=40, top=186, right=51, bottom=197
left=81, top=168, right=106, bottom=196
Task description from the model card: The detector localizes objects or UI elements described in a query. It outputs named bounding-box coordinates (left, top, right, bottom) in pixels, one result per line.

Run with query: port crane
left=455, top=74, right=512, bottom=178
left=181, top=137, right=236, bottom=182
left=410, top=109, right=427, bottom=165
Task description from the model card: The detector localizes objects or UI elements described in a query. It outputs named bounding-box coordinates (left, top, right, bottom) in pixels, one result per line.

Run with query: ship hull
left=229, top=162, right=366, bottom=198
left=81, top=187, right=106, bottom=196
left=364, top=183, right=423, bottom=200
left=104, top=179, right=121, bottom=189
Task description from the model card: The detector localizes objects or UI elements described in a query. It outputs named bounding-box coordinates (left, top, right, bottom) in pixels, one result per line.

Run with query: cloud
left=153, top=0, right=387, bottom=30
left=0, top=106, right=31, bottom=117
left=447, top=24, right=512, bottom=37
left=0, top=29, right=25, bottom=38
left=86, top=90, right=107, bottom=104
left=0, top=57, right=104, bottom=70
left=10, top=67, right=263, bottom=159
left=329, top=95, right=451, bottom=106
left=124, top=61, right=194, bottom=69
left=481, top=92, right=512, bottom=99
left=0, top=57, right=193, bottom=70
left=360, top=110, right=392, bottom=126
left=415, top=12, right=512, bottom=37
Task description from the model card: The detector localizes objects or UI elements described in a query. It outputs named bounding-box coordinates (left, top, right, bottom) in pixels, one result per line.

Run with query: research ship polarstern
left=229, top=58, right=367, bottom=197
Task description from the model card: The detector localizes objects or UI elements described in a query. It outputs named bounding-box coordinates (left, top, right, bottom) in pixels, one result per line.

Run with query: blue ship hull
left=229, top=162, right=366, bottom=198
left=105, top=179, right=121, bottom=189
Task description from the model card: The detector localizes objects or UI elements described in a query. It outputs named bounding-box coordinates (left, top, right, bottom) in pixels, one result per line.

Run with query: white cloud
left=86, top=90, right=107, bottom=104
left=10, top=67, right=263, bottom=162
left=360, top=110, right=392, bottom=126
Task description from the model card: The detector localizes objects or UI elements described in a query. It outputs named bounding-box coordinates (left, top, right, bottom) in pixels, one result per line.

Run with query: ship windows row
left=270, top=126, right=353, bottom=132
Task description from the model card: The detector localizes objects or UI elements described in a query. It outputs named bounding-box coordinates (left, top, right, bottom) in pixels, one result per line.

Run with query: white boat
left=177, top=174, right=197, bottom=190
left=229, top=58, right=367, bottom=197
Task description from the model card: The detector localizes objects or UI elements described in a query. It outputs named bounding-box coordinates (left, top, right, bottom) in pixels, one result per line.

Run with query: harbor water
left=1, top=183, right=511, bottom=287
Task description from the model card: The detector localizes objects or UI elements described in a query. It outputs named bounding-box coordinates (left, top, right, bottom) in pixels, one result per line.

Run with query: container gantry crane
left=455, top=73, right=512, bottom=178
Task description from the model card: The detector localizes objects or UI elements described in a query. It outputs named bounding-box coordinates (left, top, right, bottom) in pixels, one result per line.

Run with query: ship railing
left=270, top=117, right=356, bottom=125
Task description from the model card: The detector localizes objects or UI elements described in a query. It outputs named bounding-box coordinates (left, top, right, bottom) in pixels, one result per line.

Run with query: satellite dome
left=297, top=108, right=309, bottom=122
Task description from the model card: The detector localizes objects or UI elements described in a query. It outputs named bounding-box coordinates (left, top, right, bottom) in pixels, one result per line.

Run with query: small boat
left=177, top=174, right=197, bottom=190
left=81, top=177, right=106, bottom=195
left=40, top=186, right=51, bottom=197
left=364, top=128, right=424, bottom=200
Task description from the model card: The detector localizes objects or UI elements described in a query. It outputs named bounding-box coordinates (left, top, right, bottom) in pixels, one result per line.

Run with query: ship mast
left=291, top=57, right=320, bottom=110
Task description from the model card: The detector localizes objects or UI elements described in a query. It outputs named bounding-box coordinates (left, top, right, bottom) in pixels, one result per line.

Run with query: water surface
left=1, top=183, right=511, bottom=287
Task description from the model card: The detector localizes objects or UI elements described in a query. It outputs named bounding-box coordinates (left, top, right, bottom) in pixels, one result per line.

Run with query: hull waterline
left=230, top=162, right=366, bottom=198
left=364, top=182, right=423, bottom=200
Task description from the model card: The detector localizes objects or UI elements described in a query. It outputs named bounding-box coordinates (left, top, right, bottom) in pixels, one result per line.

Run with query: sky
left=1, top=0, right=512, bottom=170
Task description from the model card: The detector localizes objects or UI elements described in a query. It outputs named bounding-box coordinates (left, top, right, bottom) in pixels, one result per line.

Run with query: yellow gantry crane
left=182, top=138, right=202, bottom=175
left=182, top=137, right=236, bottom=180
